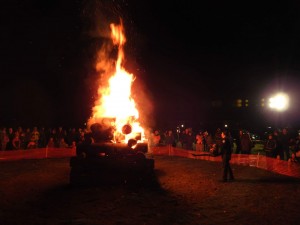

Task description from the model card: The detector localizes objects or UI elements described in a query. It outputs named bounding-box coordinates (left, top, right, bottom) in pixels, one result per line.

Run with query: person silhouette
left=220, top=130, right=234, bottom=182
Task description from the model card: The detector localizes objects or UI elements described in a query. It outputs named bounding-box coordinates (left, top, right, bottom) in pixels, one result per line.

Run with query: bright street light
left=268, top=92, right=289, bottom=111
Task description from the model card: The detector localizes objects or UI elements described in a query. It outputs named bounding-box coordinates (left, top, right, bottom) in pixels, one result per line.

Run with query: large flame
left=88, top=21, right=145, bottom=143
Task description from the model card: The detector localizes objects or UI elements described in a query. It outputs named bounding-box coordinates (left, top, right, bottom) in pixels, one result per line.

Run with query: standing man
left=165, top=130, right=175, bottom=155
left=235, top=129, right=243, bottom=154
left=264, top=133, right=277, bottom=158
left=240, top=131, right=253, bottom=154
left=278, top=128, right=291, bottom=161
left=220, top=130, right=234, bottom=182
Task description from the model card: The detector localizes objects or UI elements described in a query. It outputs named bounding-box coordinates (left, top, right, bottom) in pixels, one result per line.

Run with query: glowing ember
left=88, top=20, right=145, bottom=143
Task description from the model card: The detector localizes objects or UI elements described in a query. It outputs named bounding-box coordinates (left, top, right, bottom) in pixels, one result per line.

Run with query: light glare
left=268, top=93, right=289, bottom=111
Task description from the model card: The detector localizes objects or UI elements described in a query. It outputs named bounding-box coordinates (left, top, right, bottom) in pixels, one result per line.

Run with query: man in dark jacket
left=220, top=130, right=234, bottom=182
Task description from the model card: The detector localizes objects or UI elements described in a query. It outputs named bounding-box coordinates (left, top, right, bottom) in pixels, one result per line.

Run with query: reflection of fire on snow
left=87, top=20, right=145, bottom=144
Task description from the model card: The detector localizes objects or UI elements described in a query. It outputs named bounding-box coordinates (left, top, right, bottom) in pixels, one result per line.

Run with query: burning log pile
left=69, top=123, right=155, bottom=186
left=70, top=21, right=155, bottom=186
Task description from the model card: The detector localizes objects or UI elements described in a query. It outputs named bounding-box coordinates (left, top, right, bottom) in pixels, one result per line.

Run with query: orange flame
left=88, top=21, right=145, bottom=143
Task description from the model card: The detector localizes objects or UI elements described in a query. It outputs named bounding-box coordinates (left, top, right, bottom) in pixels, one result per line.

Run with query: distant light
left=261, top=98, right=265, bottom=107
left=236, top=99, right=242, bottom=107
left=224, top=124, right=228, bottom=128
left=268, top=93, right=289, bottom=111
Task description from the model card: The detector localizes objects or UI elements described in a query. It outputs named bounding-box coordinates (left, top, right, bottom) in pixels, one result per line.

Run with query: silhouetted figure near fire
left=220, top=130, right=234, bottom=182
left=235, top=129, right=243, bottom=154
left=264, top=133, right=277, bottom=158
left=214, top=128, right=222, bottom=154
left=240, top=131, right=253, bottom=154
left=278, top=128, right=291, bottom=161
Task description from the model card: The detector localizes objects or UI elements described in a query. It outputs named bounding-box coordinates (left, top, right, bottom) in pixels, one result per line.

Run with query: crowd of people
left=2, top=124, right=298, bottom=185
left=0, top=126, right=85, bottom=151
left=149, top=127, right=249, bottom=153
left=149, top=127, right=300, bottom=162
left=263, top=128, right=300, bottom=162
left=1, top=125, right=300, bottom=162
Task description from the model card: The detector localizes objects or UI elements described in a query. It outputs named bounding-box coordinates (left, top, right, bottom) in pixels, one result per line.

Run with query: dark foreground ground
left=0, top=155, right=300, bottom=225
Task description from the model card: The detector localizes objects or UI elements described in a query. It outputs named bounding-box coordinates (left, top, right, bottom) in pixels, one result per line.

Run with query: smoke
left=81, top=0, right=129, bottom=39
left=80, top=0, right=122, bottom=128
left=131, top=74, right=155, bottom=128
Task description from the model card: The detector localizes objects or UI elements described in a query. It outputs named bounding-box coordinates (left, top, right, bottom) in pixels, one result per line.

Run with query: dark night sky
left=1, top=0, right=300, bottom=131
